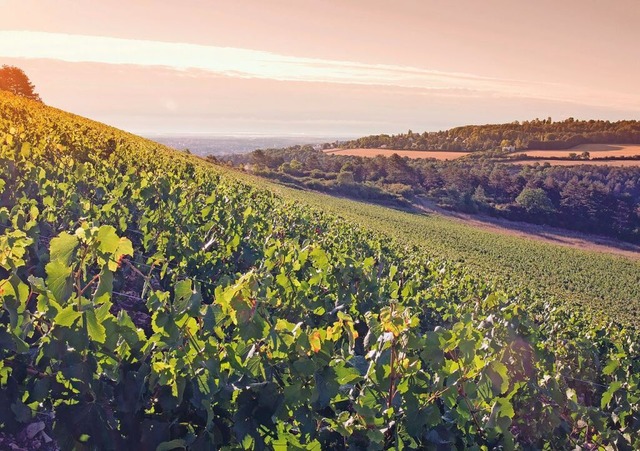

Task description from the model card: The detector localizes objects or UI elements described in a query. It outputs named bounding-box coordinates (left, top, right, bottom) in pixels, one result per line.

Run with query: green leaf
left=27, top=275, right=47, bottom=294
left=173, top=279, right=197, bottom=314
left=487, top=361, right=510, bottom=395
left=602, top=359, right=619, bottom=376
left=45, top=260, right=73, bottom=303
left=11, top=332, right=29, bottom=354
left=54, top=304, right=81, bottom=327
left=601, top=381, right=623, bottom=409
left=49, top=232, right=78, bottom=265
left=333, top=364, right=361, bottom=385
left=85, top=308, right=106, bottom=343
left=310, top=247, right=329, bottom=269
left=96, top=225, right=133, bottom=271
left=96, top=225, right=121, bottom=254
left=11, top=400, right=32, bottom=423
left=93, top=270, right=113, bottom=304
left=156, top=439, right=187, bottom=451
left=486, top=398, right=514, bottom=432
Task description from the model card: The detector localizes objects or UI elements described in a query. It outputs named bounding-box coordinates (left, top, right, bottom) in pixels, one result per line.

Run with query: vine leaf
left=49, top=232, right=78, bottom=265
left=86, top=308, right=106, bottom=344
left=601, top=381, right=622, bottom=409
left=54, top=303, right=81, bottom=327
left=45, top=260, right=73, bottom=303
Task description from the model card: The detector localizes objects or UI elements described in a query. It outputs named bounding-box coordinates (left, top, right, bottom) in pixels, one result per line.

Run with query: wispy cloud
left=1, top=30, right=638, bottom=111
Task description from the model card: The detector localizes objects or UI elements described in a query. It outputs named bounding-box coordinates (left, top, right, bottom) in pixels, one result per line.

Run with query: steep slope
left=1, top=92, right=638, bottom=449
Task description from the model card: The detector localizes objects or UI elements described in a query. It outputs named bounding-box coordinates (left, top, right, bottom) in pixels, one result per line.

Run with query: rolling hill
left=1, top=91, right=639, bottom=449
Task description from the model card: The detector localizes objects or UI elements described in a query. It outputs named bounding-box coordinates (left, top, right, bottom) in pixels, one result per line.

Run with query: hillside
left=1, top=91, right=639, bottom=449
left=263, top=186, right=640, bottom=324
left=225, top=146, right=640, bottom=243
left=341, top=118, right=640, bottom=152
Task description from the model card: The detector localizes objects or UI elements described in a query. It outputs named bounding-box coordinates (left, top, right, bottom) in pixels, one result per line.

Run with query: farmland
left=1, top=91, right=640, bottom=449
left=512, top=158, right=640, bottom=167
left=521, top=143, right=640, bottom=158
left=324, top=148, right=469, bottom=160
left=507, top=143, right=640, bottom=166
left=265, top=183, right=640, bottom=327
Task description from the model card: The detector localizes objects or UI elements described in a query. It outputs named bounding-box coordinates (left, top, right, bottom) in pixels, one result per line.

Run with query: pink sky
left=1, top=0, right=639, bottom=136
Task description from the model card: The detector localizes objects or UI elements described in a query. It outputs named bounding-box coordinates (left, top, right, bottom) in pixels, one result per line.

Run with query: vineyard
left=269, top=188, right=640, bottom=329
left=1, top=91, right=639, bottom=449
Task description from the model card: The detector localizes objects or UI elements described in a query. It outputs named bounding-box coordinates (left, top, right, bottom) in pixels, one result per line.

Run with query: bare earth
left=512, top=144, right=640, bottom=166
left=523, top=144, right=640, bottom=158
left=414, top=198, right=640, bottom=260
left=514, top=159, right=640, bottom=167
left=324, top=148, right=469, bottom=160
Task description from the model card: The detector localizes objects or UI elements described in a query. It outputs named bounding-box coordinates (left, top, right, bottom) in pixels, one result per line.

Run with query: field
left=513, top=158, right=640, bottom=167
left=507, top=143, right=640, bottom=166
left=522, top=143, right=640, bottom=158
left=324, top=148, right=469, bottom=159
left=2, top=91, right=639, bottom=449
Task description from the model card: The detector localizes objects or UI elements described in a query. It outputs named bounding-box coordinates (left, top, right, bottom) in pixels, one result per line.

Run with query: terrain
left=522, top=143, right=640, bottom=159
left=413, top=198, right=640, bottom=260
left=148, top=134, right=337, bottom=157
left=324, top=148, right=468, bottom=160
left=262, top=184, right=640, bottom=325
left=1, top=91, right=639, bottom=449
left=226, top=144, right=640, bottom=244
left=341, top=118, right=640, bottom=153
left=324, top=143, right=640, bottom=165
left=514, top=159, right=640, bottom=167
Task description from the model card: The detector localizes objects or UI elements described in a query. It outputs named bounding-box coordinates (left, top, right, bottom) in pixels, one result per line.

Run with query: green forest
left=339, top=118, right=640, bottom=152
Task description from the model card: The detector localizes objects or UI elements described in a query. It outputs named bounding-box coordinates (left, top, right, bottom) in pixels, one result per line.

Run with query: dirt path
left=413, top=198, right=640, bottom=260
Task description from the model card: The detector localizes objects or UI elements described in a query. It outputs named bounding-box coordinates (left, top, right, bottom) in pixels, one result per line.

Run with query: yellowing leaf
left=309, top=330, right=322, bottom=353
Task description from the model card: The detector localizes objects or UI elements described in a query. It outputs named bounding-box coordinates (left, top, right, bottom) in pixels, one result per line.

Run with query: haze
left=1, top=0, right=639, bottom=136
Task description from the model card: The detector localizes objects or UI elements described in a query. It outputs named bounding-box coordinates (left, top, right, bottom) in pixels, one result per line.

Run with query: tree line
left=223, top=147, right=640, bottom=243
left=339, top=118, right=640, bottom=152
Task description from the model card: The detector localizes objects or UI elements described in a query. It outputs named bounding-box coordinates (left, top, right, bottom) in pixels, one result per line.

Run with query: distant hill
left=342, top=118, right=640, bottom=152
left=147, top=134, right=335, bottom=156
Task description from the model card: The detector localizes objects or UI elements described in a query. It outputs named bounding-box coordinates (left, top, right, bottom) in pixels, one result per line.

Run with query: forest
left=338, top=118, right=640, bottom=152
left=224, top=147, right=640, bottom=242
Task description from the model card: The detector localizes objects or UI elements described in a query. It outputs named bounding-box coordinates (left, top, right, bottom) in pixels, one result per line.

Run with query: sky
left=0, top=0, right=639, bottom=136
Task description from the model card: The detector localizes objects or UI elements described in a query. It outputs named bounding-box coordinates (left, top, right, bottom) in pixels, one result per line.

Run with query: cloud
left=1, top=30, right=638, bottom=111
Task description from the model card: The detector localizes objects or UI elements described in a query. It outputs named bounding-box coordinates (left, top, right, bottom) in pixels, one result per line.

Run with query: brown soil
left=523, top=144, right=640, bottom=158
left=512, top=159, right=640, bottom=167
left=324, top=148, right=469, bottom=160
left=414, top=198, right=640, bottom=260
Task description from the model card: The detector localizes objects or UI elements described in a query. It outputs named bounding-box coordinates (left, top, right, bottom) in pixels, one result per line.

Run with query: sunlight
left=3, top=30, right=636, bottom=111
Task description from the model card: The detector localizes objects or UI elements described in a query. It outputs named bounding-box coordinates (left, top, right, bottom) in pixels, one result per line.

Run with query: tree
left=0, top=65, right=42, bottom=102
left=516, top=188, right=555, bottom=215
left=337, top=170, right=355, bottom=185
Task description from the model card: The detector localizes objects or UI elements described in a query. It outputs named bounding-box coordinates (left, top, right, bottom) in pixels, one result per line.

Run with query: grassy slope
left=230, top=173, right=640, bottom=327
